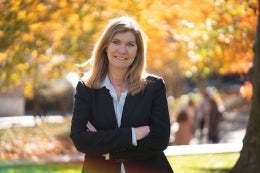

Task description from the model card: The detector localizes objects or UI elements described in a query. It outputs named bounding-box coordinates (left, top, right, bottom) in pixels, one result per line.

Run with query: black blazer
left=70, top=75, right=174, bottom=173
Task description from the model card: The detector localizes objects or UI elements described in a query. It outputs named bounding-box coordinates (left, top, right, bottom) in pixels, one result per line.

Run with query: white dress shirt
left=102, top=75, right=137, bottom=173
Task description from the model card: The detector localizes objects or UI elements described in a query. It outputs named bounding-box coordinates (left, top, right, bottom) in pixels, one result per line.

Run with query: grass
left=0, top=116, right=239, bottom=172
left=0, top=162, right=82, bottom=173
left=168, top=152, right=239, bottom=173
left=0, top=152, right=239, bottom=173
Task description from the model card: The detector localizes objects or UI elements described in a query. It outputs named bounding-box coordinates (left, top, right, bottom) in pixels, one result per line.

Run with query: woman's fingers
left=86, top=121, right=97, bottom=132
left=134, top=126, right=150, bottom=140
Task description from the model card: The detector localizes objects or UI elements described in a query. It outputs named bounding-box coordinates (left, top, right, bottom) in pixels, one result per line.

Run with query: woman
left=70, top=16, right=173, bottom=173
left=208, top=97, right=223, bottom=143
left=173, top=107, right=194, bottom=145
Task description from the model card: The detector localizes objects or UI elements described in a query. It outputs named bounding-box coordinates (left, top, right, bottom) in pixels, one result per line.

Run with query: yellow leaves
left=29, top=21, right=65, bottom=49
left=0, top=123, right=73, bottom=160
left=10, top=0, right=21, bottom=12
left=82, top=14, right=101, bottom=32
left=31, top=49, right=38, bottom=58
left=27, top=12, right=38, bottom=23
left=1, top=0, right=258, bottom=97
left=151, top=58, right=164, bottom=69
left=58, top=1, right=68, bottom=9
left=17, top=10, right=27, bottom=20
left=217, top=33, right=231, bottom=44
left=35, top=3, right=47, bottom=13
left=0, top=52, right=7, bottom=64
left=16, top=63, right=29, bottom=72
left=35, top=54, right=48, bottom=64
left=68, top=14, right=80, bottom=24
left=42, top=22, right=65, bottom=40
left=214, top=45, right=223, bottom=58
left=10, top=73, right=20, bottom=84
left=0, top=29, right=3, bottom=39
left=188, top=50, right=201, bottom=63
left=29, top=23, right=39, bottom=32
left=24, top=82, right=33, bottom=99
left=22, top=33, right=35, bottom=42
left=219, top=13, right=233, bottom=25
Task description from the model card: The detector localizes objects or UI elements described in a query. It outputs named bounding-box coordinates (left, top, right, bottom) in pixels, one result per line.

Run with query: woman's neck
left=108, top=70, right=126, bottom=87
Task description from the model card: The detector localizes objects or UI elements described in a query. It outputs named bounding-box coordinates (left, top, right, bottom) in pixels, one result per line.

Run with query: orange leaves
left=219, top=13, right=234, bottom=26
left=0, top=121, right=76, bottom=160
left=0, top=53, right=6, bottom=64
left=0, top=0, right=258, bottom=97
left=165, top=0, right=258, bottom=78
left=21, top=33, right=35, bottom=42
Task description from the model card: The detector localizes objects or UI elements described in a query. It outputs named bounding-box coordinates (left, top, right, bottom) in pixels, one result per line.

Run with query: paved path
left=0, top=97, right=249, bottom=161
left=165, top=142, right=242, bottom=156
left=168, top=95, right=250, bottom=156
left=189, top=102, right=249, bottom=145
left=0, top=115, right=65, bottom=129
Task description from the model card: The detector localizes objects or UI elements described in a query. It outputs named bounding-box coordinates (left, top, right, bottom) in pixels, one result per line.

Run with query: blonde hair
left=83, top=16, right=148, bottom=95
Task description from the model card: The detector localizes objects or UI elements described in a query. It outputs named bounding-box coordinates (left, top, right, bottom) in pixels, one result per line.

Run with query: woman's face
left=106, top=31, right=137, bottom=71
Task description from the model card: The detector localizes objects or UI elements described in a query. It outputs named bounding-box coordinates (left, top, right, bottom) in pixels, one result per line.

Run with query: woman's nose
left=118, top=45, right=127, bottom=53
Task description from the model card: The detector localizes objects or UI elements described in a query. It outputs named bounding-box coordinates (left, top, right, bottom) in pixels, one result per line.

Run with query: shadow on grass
left=194, top=167, right=231, bottom=173
left=0, top=162, right=82, bottom=173
left=0, top=163, right=232, bottom=173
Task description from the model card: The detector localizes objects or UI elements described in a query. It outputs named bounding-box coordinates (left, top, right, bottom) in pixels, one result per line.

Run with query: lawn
left=168, top=152, right=239, bottom=173
left=0, top=152, right=239, bottom=173
left=0, top=116, right=239, bottom=173
left=0, top=162, right=82, bottom=173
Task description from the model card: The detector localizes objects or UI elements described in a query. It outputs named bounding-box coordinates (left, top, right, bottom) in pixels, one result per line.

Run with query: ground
left=0, top=93, right=250, bottom=162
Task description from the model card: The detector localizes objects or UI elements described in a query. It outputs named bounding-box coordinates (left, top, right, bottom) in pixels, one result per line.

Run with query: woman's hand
left=86, top=121, right=97, bottom=132
left=134, top=126, right=150, bottom=140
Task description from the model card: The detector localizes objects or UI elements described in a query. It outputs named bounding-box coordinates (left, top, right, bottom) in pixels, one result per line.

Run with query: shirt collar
left=101, top=75, right=118, bottom=100
left=101, top=75, right=128, bottom=98
left=102, top=75, right=113, bottom=90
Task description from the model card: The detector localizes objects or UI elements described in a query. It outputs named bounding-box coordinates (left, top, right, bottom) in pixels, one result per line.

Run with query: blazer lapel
left=121, top=93, right=141, bottom=126
left=99, top=87, right=118, bottom=127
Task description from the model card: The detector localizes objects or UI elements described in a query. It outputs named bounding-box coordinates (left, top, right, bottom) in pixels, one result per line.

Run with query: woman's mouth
left=114, top=56, right=127, bottom=60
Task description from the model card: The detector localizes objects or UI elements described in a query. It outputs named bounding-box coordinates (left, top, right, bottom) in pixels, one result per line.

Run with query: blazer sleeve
left=70, top=81, right=133, bottom=156
left=111, top=77, right=171, bottom=161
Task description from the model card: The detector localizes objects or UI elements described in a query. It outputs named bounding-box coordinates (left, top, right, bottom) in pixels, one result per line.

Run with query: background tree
left=230, top=0, right=260, bottom=172
left=159, top=0, right=257, bottom=96
left=0, top=0, right=257, bottom=99
left=0, top=0, right=109, bottom=98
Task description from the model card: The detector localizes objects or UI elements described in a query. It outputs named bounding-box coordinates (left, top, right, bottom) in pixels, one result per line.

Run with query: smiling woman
left=106, top=31, right=138, bottom=99
left=70, top=16, right=174, bottom=173
left=107, top=31, right=137, bottom=70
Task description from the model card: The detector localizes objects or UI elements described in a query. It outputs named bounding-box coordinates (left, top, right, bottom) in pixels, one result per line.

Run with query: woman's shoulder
left=144, top=73, right=164, bottom=83
left=143, top=73, right=166, bottom=91
left=76, top=71, right=93, bottom=89
left=141, top=73, right=166, bottom=95
left=76, top=80, right=92, bottom=92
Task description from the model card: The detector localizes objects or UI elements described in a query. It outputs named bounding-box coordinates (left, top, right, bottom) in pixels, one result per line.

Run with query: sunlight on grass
left=0, top=117, right=240, bottom=173
left=167, top=152, right=239, bottom=173
left=0, top=163, right=82, bottom=173
left=0, top=153, right=239, bottom=173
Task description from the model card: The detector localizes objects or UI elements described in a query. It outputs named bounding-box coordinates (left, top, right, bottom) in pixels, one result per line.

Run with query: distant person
left=208, top=97, right=223, bottom=143
left=198, top=92, right=211, bottom=139
left=70, top=16, right=173, bottom=173
left=239, top=81, right=253, bottom=102
left=186, top=99, right=197, bottom=135
left=173, top=108, right=194, bottom=145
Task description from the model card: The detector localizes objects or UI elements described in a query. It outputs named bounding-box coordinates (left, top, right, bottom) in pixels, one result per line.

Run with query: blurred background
left=0, top=0, right=258, bottom=166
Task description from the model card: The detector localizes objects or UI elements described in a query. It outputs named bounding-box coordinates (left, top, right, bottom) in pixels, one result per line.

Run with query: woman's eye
left=112, top=40, right=120, bottom=44
left=127, top=42, right=136, bottom=47
left=127, top=43, right=135, bottom=47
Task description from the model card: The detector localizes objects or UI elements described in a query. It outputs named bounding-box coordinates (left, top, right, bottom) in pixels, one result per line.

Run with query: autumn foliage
left=0, top=0, right=258, bottom=97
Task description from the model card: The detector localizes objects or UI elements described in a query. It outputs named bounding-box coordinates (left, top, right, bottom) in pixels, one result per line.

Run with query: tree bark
left=230, top=1, right=260, bottom=173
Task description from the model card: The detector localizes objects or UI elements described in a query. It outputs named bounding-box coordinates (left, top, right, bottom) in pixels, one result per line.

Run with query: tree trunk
left=230, top=1, right=260, bottom=173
